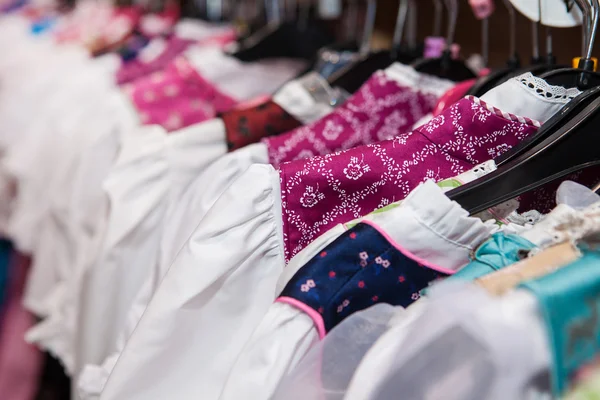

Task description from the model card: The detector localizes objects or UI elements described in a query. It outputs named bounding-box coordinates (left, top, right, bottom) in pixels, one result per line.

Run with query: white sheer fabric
left=271, top=304, right=401, bottom=400
left=345, top=283, right=551, bottom=400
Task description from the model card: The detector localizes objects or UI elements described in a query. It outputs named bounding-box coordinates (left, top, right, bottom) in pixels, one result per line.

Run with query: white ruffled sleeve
left=100, top=164, right=285, bottom=400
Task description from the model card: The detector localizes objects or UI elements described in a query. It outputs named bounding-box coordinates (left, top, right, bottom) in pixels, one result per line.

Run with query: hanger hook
left=392, top=0, right=409, bottom=55
left=407, top=0, right=418, bottom=50
left=502, top=0, right=519, bottom=65
left=299, top=0, right=311, bottom=30
left=360, top=0, right=378, bottom=56
left=265, top=0, right=281, bottom=23
left=344, top=0, right=359, bottom=42
left=586, top=0, right=599, bottom=60
left=432, top=0, right=443, bottom=37
left=443, top=0, right=458, bottom=50
left=572, top=0, right=597, bottom=60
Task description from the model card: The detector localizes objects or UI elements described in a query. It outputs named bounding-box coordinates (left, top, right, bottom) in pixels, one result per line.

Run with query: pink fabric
left=276, top=296, right=327, bottom=340
left=116, top=30, right=236, bottom=85
left=0, top=253, right=42, bottom=400
left=123, top=56, right=238, bottom=131
left=264, top=71, right=441, bottom=168
left=116, top=36, right=195, bottom=85
left=279, top=97, right=540, bottom=260
left=469, top=0, right=495, bottom=19
left=432, top=79, right=476, bottom=116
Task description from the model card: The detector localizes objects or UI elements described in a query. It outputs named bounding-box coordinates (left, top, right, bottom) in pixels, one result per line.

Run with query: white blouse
left=99, top=72, right=578, bottom=400
left=76, top=74, right=334, bottom=399
left=0, top=43, right=102, bottom=240
left=21, top=68, right=139, bottom=372
left=217, top=180, right=501, bottom=400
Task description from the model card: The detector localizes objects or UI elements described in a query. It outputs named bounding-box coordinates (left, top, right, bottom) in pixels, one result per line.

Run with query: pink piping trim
left=277, top=296, right=326, bottom=340
left=360, top=220, right=457, bottom=275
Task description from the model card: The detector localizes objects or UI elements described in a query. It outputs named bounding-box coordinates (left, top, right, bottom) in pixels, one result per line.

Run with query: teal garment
left=449, top=233, right=536, bottom=282
left=520, top=246, right=600, bottom=397
left=421, top=233, right=535, bottom=296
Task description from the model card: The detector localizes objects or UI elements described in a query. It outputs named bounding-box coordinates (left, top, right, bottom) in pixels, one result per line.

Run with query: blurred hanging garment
left=122, top=47, right=307, bottom=132
left=115, top=20, right=238, bottom=84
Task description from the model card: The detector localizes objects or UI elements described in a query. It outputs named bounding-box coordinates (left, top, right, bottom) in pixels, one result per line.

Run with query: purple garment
left=263, top=70, right=444, bottom=168
left=279, top=97, right=540, bottom=261
left=116, top=36, right=195, bottom=85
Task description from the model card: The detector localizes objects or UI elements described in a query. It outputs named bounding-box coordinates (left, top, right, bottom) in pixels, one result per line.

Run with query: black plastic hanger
left=477, top=21, right=568, bottom=94
left=540, top=0, right=600, bottom=89
left=411, top=0, right=476, bottom=81
left=495, top=85, right=600, bottom=166
left=447, top=93, right=600, bottom=215
left=228, top=1, right=334, bottom=62
left=490, top=0, right=600, bottom=166
left=327, top=0, right=418, bottom=94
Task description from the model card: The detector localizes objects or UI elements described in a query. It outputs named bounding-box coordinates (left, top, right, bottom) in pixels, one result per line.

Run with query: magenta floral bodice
left=123, top=56, right=237, bottom=131
left=263, top=68, right=450, bottom=168
left=279, top=96, right=542, bottom=261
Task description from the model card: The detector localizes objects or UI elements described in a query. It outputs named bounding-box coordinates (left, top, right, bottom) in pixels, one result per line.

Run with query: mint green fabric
left=448, top=232, right=536, bottom=282
left=520, top=247, right=600, bottom=397
left=421, top=233, right=535, bottom=296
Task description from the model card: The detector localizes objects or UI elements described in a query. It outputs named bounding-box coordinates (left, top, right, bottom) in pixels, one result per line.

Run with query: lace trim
left=466, top=96, right=543, bottom=128
left=384, top=63, right=456, bottom=97
left=516, top=72, right=582, bottom=102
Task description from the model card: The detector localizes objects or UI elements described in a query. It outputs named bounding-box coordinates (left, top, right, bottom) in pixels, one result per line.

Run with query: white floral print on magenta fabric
left=278, top=97, right=541, bottom=261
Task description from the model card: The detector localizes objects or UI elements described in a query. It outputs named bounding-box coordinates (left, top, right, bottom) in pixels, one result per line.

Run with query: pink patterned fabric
left=116, top=36, right=196, bottom=85
left=0, top=253, right=43, bottom=400
left=279, top=97, right=541, bottom=260
left=116, top=30, right=237, bottom=85
left=263, top=71, right=443, bottom=168
left=123, top=56, right=238, bottom=131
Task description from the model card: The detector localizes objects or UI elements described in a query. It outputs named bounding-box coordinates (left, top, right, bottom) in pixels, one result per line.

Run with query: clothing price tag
left=319, top=0, right=342, bottom=19
left=476, top=241, right=580, bottom=296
